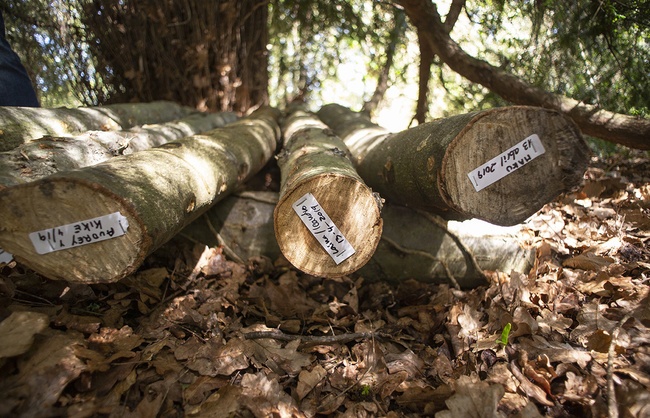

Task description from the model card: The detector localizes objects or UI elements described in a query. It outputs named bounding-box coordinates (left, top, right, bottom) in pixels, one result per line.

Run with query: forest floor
left=1, top=149, right=649, bottom=418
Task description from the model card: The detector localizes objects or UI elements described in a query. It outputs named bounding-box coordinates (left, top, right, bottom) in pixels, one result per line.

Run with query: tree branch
left=396, top=0, right=650, bottom=149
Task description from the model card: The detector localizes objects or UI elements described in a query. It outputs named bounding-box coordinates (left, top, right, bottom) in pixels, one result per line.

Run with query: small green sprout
left=360, top=385, right=371, bottom=397
left=496, top=322, right=512, bottom=346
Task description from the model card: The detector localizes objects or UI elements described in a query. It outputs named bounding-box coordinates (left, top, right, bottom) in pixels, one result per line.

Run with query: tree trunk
left=274, top=109, right=383, bottom=277
left=0, top=101, right=196, bottom=152
left=361, top=9, right=406, bottom=117
left=358, top=204, right=533, bottom=289
left=414, top=32, right=435, bottom=125
left=413, top=0, right=463, bottom=125
left=83, top=0, right=269, bottom=113
left=318, top=104, right=589, bottom=226
left=396, top=0, right=650, bottom=149
left=0, top=107, right=281, bottom=283
left=0, top=112, right=237, bottom=188
left=179, top=191, right=283, bottom=263
left=177, top=192, right=533, bottom=288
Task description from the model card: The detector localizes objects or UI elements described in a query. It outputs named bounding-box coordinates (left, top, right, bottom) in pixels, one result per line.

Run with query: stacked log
left=273, top=108, right=383, bottom=277
left=179, top=192, right=533, bottom=288
left=0, top=101, right=576, bottom=286
left=317, top=104, right=590, bottom=226
left=0, top=108, right=280, bottom=283
left=0, top=101, right=197, bottom=152
left=0, top=111, right=237, bottom=187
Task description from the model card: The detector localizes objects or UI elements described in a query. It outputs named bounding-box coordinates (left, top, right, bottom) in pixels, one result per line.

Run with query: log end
left=274, top=174, right=383, bottom=278
left=441, top=107, right=590, bottom=226
left=0, top=178, right=147, bottom=283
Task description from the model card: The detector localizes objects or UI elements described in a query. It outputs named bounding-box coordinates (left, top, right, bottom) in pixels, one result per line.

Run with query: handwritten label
left=292, top=193, right=356, bottom=264
left=0, top=248, right=13, bottom=264
left=29, top=212, right=129, bottom=255
left=467, top=134, right=546, bottom=192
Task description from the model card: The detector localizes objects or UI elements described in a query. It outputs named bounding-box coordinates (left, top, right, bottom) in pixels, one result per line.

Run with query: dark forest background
left=2, top=0, right=649, bottom=148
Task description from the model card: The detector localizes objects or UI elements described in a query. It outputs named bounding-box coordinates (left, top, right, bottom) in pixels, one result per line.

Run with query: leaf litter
left=0, top=151, right=648, bottom=417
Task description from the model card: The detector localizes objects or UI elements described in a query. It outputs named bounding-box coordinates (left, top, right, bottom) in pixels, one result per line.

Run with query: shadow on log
left=0, top=108, right=281, bottom=283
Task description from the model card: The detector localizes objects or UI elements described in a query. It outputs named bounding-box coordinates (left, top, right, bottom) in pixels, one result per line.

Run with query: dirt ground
left=1, top=150, right=649, bottom=417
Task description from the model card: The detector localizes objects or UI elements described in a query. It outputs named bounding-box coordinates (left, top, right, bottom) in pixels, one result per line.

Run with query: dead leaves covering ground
left=1, top=152, right=649, bottom=417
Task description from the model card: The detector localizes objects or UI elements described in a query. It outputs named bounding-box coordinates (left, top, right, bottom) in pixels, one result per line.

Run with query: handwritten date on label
left=29, top=212, right=129, bottom=255
left=292, top=193, right=356, bottom=264
left=467, top=134, right=546, bottom=192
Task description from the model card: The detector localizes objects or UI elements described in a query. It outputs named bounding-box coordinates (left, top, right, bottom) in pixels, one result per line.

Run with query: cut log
left=180, top=191, right=283, bottom=262
left=0, top=111, right=237, bottom=187
left=358, top=205, right=533, bottom=289
left=0, top=101, right=197, bottom=152
left=177, top=192, right=533, bottom=288
left=318, top=104, right=589, bottom=226
left=0, top=107, right=281, bottom=283
left=274, top=109, right=383, bottom=277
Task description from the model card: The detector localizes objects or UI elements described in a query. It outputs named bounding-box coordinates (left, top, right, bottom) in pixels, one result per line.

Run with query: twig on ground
left=607, top=313, right=632, bottom=418
left=243, top=329, right=389, bottom=348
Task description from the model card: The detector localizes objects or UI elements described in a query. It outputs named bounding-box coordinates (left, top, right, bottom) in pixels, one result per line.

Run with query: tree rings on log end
left=0, top=178, right=146, bottom=283
left=442, top=107, right=589, bottom=226
left=274, top=174, right=383, bottom=278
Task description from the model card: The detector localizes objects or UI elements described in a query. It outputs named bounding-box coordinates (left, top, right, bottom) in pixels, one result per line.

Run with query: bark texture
left=0, top=108, right=281, bottom=283
left=83, top=0, right=269, bottom=113
left=318, top=104, right=589, bottom=226
left=397, top=0, right=650, bottom=149
left=0, top=112, right=237, bottom=187
left=358, top=204, right=533, bottom=288
left=274, top=109, right=383, bottom=277
left=179, top=192, right=533, bottom=288
left=0, top=101, right=196, bottom=152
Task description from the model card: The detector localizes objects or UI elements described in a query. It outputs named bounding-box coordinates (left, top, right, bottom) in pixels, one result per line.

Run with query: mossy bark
left=318, top=104, right=589, bottom=226
left=0, top=107, right=280, bottom=283
left=0, top=112, right=237, bottom=188
left=274, top=109, right=383, bottom=277
left=0, top=101, right=197, bottom=152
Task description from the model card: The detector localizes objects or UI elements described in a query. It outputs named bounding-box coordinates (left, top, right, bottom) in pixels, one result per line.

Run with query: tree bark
left=83, top=0, right=269, bottom=113
left=0, top=107, right=281, bottom=283
left=0, top=101, right=197, bottom=152
left=274, top=109, right=383, bottom=277
left=396, top=0, right=650, bottom=149
left=413, top=0, right=463, bottom=125
left=361, top=9, right=406, bottom=117
left=358, top=204, right=533, bottom=289
left=0, top=112, right=237, bottom=188
left=318, top=104, right=589, bottom=226
left=178, top=192, right=533, bottom=288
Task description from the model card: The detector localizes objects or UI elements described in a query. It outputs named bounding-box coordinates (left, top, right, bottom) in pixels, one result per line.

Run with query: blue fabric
left=0, top=11, right=39, bottom=107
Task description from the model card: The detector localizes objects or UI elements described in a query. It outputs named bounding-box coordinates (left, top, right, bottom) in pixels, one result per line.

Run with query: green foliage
left=443, top=0, right=650, bottom=116
left=1, top=0, right=108, bottom=106
left=4, top=0, right=648, bottom=124
left=268, top=0, right=407, bottom=107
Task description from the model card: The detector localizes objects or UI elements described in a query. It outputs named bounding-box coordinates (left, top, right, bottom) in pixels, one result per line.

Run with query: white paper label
left=29, top=212, right=129, bottom=255
left=292, top=193, right=356, bottom=264
left=0, top=248, right=13, bottom=264
left=467, top=134, right=546, bottom=192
